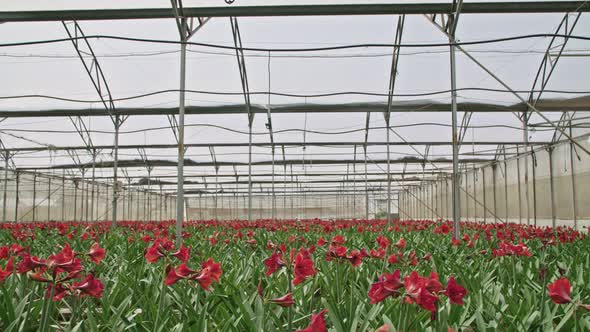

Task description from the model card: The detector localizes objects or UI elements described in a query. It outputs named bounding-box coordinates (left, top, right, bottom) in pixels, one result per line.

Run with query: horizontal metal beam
left=1, top=97, right=588, bottom=117
left=129, top=177, right=430, bottom=186
left=61, top=171, right=451, bottom=180
left=19, top=157, right=492, bottom=171
left=1, top=140, right=552, bottom=152
left=2, top=2, right=588, bottom=22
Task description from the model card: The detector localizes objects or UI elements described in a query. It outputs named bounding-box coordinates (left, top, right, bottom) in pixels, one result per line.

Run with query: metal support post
left=450, top=35, right=460, bottom=239
left=14, top=172, right=19, bottom=222
left=2, top=153, right=8, bottom=221
left=482, top=168, right=487, bottom=224
left=175, top=18, right=187, bottom=243
left=492, top=164, right=497, bottom=223
left=47, top=177, right=51, bottom=221
left=516, top=146, right=522, bottom=224
left=503, top=160, right=508, bottom=223
left=548, top=147, right=557, bottom=229
left=61, top=169, right=65, bottom=221
left=569, top=118, right=578, bottom=229
left=532, top=153, right=538, bottom=226
left=32, top=173, right=37, bottom=222
left=112, top=116, right=120, bottom=225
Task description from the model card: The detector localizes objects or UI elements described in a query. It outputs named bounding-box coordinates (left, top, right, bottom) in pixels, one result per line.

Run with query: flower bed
left=0, top=219, right=588, bottom=331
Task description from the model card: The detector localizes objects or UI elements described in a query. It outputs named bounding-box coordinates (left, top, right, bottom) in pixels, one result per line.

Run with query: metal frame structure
left=1, top=2, right=589, bottom=244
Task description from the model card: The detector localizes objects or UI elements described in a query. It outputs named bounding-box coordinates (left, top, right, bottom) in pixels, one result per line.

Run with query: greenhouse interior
left=0, top=1, right=590, bottom=331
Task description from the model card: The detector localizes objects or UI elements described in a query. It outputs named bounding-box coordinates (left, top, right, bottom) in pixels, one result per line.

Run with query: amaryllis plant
left=0, top=218, right=589, bottom=330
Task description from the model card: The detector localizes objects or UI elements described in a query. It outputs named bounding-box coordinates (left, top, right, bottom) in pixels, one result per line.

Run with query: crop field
left=0, top=219, right=588, bottom=331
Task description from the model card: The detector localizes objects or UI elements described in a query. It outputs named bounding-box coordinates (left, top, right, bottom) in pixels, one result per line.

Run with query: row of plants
left=0, top=218, right=588, bottom=331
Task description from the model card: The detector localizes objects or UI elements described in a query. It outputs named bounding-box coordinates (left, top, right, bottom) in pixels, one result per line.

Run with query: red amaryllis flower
left=425, top=272, right=443, bottom=294
left=416, top=287, right=438, bottom=317
left=165, top=263, right=196, bottom=286
left=368, top=270, right=403, bottom=304
left=370, top=248, right=386, bottom=259
left=46, top=283, right=69, bottom=302
left=0, top=246, right=8, bottom=260
left=269, top=293, right=295, bottom=307
left=194, top=258, right=223, bottom=290
left=331, top=235, right=345, bottom=245
left=347, top=250, right=363, bottom=267
left=395, top=238, right=406, bottom=249
left=0, top=257, right=14, bottom=282
left=547, top=277, right=571, bottom=304
left=317, top=237, right=326, bottom=246
left=443, top=276, right=467, bottom=305
left=87, top=243, right=106, bottom=265
left=296, top=309, right=328, bottom=332
left=264, top=252, right=285, bottom=276
left=387, top=254, right=399, bottom=264
left=71, top=274, right=104, bottom=298
left=326, top=245, right=347, bottom=261
left=376, top=235, right=390, bottom=249
left=171, top=245, right=190, bottom=263
left=293, top=251, right=316, bottom=285
left=144, top=237, right=175, bottom=263
left=165, top=259, right=222, bottom=290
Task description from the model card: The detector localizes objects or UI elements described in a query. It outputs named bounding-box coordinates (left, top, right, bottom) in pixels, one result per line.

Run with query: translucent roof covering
left=0, top=1, right=589, bottom=199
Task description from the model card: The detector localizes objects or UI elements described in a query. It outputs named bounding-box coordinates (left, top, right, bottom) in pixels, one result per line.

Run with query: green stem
left=71, top=296, right=80, bottom=329
left=286, top=267, right=293, bottom=332
left=154, top=263, right=168, bottom=331
left=538, top=245, right=548, bottom=329
left=40, top=282, right=55, bottom=332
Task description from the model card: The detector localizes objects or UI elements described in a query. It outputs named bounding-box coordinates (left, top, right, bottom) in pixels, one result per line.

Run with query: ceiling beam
left=0, top=141, right=551, bottom=153
left=2, top=2, right=589, bottom=22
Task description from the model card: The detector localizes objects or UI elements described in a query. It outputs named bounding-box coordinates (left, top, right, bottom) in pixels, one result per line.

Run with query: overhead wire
left=1, top=33, right=590, bottom=52
left=1, top=87, right=589, bottom=104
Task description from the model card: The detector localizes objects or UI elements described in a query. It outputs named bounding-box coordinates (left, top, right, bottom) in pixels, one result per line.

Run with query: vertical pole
left=129, top=188, right=133, bottom=220
left=272, top=149, right=276, bottom=221
left=492, top=164, right=497, bottom=223
left=248, top=127, right=252, bottom=221
left=32, top=173, right=37, bottom=222
left=91, top=151, right=96, bottom=221
left=176, top=18, right=187, bottom=244
left=532, top=153, right=538, bottom=227
left=503, top=160, right=508, bottom=223
left=473, top=168, right=477, bottom=222
left=80, top=171, right=85, bottom=221
left=364, top=150, right=369, bottom=220
left=2, top=153, right=8, bottom=221
left=47, top=177, right=51, bottom=221
left=523, top=118, right=531, bottom=226
left=548, top=147, right=557, bottom=229
left=136, top=187, right=140, bottom=221
left=84, top=171, right=89, bottom=221
left=61, top=169, right=65, bottom=221
left=516, top=146, right=522, bottom=224
left=482, top=168, right=487, bottom=224
left=386, top=120, right=392, bottom=225
left=159, top=185, right=163, bottom=221
left=450, top=34, right=460, bottom=239
left=569, top=118, right=578, bottom=230
left=14, top=172, right=19, bottom=222
left=104, top=182, right=109, bottom=221
left=112, top=115, right=120, bottom=226
left=74, top=180, right=78, bottom=221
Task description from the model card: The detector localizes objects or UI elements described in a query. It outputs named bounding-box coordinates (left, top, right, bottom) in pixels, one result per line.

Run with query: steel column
left=14, top=172, right=19, bottom=222
left=516, top=146, right=522, bottom=224
left=548, top=147, right=556, bottom=229
left=32, top=173, right=37, bottom=222
left=175, top=18, right=187, bottom=243
left=482, top=167, right=487, bottom=224
left=2, top=153, right=8, bottom=221
left=569, top=118, right=578, bottom=229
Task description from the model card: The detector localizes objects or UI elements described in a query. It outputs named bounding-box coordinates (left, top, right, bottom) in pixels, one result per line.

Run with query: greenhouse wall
left=401, top=133, right=590, bottom=228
